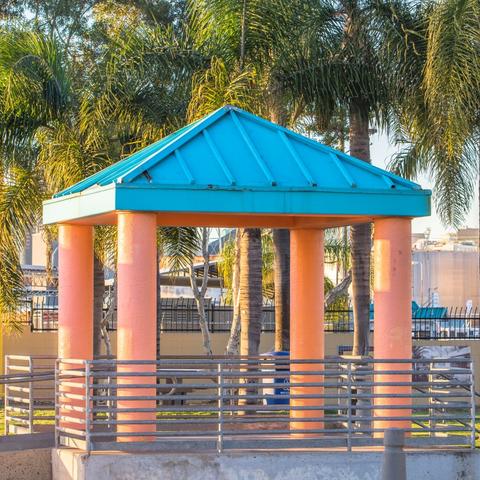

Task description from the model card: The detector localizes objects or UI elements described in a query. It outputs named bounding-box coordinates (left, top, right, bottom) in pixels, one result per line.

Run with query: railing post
left=211, top=301, right=215, bottom=333
left=428, top=370, right=436, bottom=438
left=85, top=361, right=91, bottom=454
left=346, top=361, right=353, bottom=451
left=29, top=299, right=34, bottom=332
left=54, top=358, right=59, bottom=448
left=28, top=357, right=33, bottom=434
left=470, top=360, right=476, bottom=449
left=381, top=429, right=406, bottom=480
left=217, top=363, right=223, bottom=453
left=4, top=356, right=9, bottom=434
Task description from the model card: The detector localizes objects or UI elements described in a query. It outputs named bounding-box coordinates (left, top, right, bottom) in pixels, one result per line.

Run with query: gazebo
left=43, top=105, right=431, bottom=435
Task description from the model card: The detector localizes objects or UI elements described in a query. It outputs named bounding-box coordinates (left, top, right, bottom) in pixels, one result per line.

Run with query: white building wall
left=412, top=250, right=480, bottom=306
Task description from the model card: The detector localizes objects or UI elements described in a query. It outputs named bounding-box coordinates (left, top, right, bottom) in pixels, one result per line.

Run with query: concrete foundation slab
left=52, top=449, right=480, bottom=480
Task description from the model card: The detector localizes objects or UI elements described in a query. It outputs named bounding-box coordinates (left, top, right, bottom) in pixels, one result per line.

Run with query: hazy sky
left=369, top=133, right=479, bottom=238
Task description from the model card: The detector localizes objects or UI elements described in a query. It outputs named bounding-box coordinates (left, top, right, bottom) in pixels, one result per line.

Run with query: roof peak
left=54, top=105, right=422, bottom=198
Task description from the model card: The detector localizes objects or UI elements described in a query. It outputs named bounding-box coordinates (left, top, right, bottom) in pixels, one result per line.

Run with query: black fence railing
left=21, top=296, right=480, bottom=339
left=158, top=298, right=275, bottom=332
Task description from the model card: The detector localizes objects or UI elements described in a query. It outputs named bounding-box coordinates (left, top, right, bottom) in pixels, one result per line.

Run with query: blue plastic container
left=262, top=351, right=290, bottom=406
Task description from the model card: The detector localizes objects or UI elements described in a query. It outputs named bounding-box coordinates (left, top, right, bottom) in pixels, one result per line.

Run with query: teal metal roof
left=43, top=105, right=431, bottom=224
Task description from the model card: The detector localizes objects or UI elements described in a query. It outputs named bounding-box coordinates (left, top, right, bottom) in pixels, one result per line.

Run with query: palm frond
left=0, top=167, right=43, bottom=325
left=187, top=57, right=262, bottom=121
left=159, top=227, right=201, bottom=273
left=0, top=29, right=70, bottom=149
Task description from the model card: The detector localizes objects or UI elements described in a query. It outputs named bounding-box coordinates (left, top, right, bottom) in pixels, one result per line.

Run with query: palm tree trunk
left=93, top=254, right=104, bottom=358
left=44, top=228, right=56, bottom=290
left=349, top=101, right=372, bottom=357
left=239, top=227, right=262, bottom=411
left=226, top=230, right=241, bottom=355
left=273, top=229, right=290, bottom=351
left=239, top=228, right=262, bottom=356
left=270, top=100, right=290, bottom=352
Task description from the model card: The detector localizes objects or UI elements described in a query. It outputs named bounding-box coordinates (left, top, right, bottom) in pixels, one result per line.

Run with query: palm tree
left=188, top=0, right=264, bottom=357
left=189, top=0, right=312, bottom=354
left=280, top=0, right=414, bottom=356
left=389, top=0, right=479, bottom=239
left=0, top=23, right=202, bottom=353
left=0, top=30, right=70, bottom=327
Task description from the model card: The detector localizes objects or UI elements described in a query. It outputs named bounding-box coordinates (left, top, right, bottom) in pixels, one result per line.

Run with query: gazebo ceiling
left=43, top=105, right=431, bottom=226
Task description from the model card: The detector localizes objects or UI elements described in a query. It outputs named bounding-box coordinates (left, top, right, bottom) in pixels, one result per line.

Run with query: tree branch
left=325, top=271, right=351, bottom=309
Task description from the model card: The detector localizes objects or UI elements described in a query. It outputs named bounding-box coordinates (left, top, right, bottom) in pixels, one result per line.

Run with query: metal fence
left=55, top=355, right=477, bottom=453
left=26, top=293, right=116, bottom=332
left=25, top=297, right=480, bottom=339
left=158, top=298, right=275, bottom=332
left=4, top=355, right=56, bottom=434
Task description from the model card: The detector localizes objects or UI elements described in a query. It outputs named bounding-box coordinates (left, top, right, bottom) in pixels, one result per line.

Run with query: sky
left=369, top=133, right=479, bottom=239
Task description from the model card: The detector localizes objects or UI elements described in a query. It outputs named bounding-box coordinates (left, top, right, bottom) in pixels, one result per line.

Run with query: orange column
left=58, top=224, right=94, bottom=429
left=117, top=212, right=157, bottom=441
left=373, top=217, right=412, bottom=434
left=290, top=229, right=324, bottom=434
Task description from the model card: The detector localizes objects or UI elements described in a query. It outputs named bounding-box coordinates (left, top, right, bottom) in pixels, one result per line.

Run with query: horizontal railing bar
left=80, top=380, right=473, bottom=391
left=89, top=398, right=472, bottom=410
left=59, top=404, right=86, bottom=413
left=56, top=392, right=87, bottom=401
left=58, top=357, right=472, bottom=363
left=84, top=435, right=472, bottom=453
left=91, top=414, right=350, bottom=424
left=345, top=403, right=470, bottom=410
left=5, top=406, right=30, bottom=414
left=56, top=415, right=86, bottom=423
left=6, top=386, right=32, bottom=393
left=90, top=392, right=385, bottom=401
left=6, top=396, right=31, bottom=404
left=56, top=426, right=88, bottom=437
left=87, top=407, right=472, bottom=424
left=88, top=403, right=468, bottom=414
left=91, top=416, right=342, bottom=425
left=86, top=425, right=474, bottom=439
left=5, top=417, right=30, bottom=425
left=56, top=381, right=87, bottom=388
left=83, top=370, right=473, bottom=380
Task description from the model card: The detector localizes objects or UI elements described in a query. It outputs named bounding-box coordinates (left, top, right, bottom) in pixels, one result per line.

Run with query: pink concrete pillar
left=58, top=224, right=94, bottom=359
left=290, top=229, right=324, bottom=434
left=58, top=224, right=94, bottom=428
left=373, top=217, right=412, bottom=434
left=117, top=212, right=157, bottom=441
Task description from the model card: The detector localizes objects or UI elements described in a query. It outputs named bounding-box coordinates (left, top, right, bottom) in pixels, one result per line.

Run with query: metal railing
left=4, top=355, right=56, bottom=434
left=24, top=297, right=480, bottom=339
left=55, top=356, right=477, bottom=453
left=324, top=306, right=480, bottom=339
left=158, top=298, right=275, bottom=332
left=26, top=293, right=116, bottom=332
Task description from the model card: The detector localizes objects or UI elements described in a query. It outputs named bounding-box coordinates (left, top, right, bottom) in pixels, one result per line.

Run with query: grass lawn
left=0, top=408, right=55, bottom=436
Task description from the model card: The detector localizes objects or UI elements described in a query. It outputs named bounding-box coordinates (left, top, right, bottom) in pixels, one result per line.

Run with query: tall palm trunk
left=349, top=101, right=372, bottom=356
left=270, top=100, right=290, bottom=352
left=273, top=229, right=290, bottom=351
left=226, top=230, right=241, bottom=354
left=93, top=254, right=105, bottom=358
left=239, top=228, right=262, bottom=356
